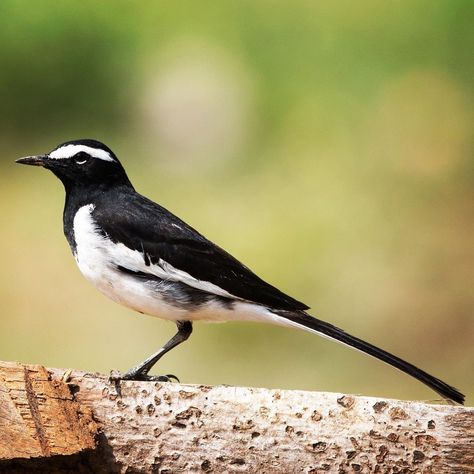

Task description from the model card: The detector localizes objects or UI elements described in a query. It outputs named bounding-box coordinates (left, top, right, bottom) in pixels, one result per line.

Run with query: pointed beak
left=15, top=155, right=49, bottom=167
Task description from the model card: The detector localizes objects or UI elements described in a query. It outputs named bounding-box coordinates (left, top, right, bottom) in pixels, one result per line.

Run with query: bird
left=16, top=138, right=464, bottom=404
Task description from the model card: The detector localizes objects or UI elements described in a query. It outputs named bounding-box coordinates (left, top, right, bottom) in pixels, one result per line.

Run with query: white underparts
left=72, top=204, right=296, bottom=325
left=71, top=204, right=362, bottom=356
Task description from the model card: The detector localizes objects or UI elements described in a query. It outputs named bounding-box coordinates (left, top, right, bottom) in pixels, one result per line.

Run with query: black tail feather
left=277, top=310, right=465, bottom=404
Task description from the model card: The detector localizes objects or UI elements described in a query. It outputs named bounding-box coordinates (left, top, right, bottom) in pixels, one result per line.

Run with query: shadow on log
left=0, top=360, right=472, bottom=473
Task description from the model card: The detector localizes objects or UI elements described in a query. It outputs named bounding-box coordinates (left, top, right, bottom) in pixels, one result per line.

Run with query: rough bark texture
left=0, top=361, right=472, bottom=473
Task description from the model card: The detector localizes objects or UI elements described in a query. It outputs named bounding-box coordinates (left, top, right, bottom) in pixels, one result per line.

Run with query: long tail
left=273, top=310, right=465, bottom=404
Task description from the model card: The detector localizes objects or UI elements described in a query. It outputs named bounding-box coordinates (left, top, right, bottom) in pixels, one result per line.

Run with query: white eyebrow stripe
left=49, top=144, right=115, bottom=162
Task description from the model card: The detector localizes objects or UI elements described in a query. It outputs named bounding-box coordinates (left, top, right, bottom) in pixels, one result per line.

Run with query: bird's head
left=16, top=139, right=131, bottom=189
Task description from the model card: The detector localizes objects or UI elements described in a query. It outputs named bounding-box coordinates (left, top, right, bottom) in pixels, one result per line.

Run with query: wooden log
left=0, top=360, right=472, bottom=473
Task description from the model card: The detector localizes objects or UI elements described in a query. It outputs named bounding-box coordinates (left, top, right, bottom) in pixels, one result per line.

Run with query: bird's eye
left=74, top=152, right=89, bottom=165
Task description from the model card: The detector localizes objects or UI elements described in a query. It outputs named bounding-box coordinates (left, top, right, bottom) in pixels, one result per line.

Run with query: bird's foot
left=109, top=370, right=180, bottom=383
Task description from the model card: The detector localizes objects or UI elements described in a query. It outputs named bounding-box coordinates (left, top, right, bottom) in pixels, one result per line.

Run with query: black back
left=86, top=187, right=309, bottom=311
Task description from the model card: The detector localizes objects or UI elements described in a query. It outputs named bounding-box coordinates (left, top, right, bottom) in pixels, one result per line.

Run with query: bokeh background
left=1, top=1, right=472, bottom=403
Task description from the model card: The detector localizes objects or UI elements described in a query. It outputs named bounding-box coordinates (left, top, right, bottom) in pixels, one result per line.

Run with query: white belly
left=72, top=204, right=287, bottom=325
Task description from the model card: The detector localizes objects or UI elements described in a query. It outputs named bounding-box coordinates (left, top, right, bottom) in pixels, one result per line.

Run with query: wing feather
left=92, top=191, right=309, bottom=311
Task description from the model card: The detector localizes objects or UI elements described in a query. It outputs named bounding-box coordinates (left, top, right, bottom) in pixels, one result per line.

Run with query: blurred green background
left=1, top=1, right=472, bottom=403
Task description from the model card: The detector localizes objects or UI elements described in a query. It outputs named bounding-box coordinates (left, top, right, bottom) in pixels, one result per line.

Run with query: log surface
left=0, top=360, right=472, bottom=473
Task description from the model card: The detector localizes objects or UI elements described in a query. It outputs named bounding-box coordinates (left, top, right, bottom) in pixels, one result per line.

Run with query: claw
left=109, top=370, right=123, bottom=383
left=148, top=373, right=180, bottom=383
left=109, top=370, right=180, bottom=383
left=165, top=373, right=180, bottom=383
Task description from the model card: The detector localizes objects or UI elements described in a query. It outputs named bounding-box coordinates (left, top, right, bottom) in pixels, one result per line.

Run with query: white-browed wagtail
left=16, top=139, right=465, bottom=404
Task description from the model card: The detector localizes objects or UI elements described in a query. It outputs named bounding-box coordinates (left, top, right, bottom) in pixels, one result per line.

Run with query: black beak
left=15, top=155, right=49, bottom=167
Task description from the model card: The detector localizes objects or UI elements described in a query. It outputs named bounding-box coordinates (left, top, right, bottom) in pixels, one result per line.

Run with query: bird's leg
left=113, top=321, right=193, bottom=382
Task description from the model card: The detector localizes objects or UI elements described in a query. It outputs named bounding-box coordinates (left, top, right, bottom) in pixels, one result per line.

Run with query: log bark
left=0, top=361, right=472, bottom=473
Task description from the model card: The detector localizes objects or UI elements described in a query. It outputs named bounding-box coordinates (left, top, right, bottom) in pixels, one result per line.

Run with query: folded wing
left=92, top=191, right=309, bottom=312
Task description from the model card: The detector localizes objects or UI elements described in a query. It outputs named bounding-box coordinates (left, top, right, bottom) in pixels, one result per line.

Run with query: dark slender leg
left=119, top=321, right=193, bottom=381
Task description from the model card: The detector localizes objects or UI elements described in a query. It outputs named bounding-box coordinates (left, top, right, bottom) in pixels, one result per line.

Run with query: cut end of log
left=0, top=361, right=97, bottom=460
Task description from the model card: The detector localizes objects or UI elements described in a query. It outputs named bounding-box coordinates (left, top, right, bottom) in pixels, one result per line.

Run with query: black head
left=16, top=139, right=132, bottom=190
